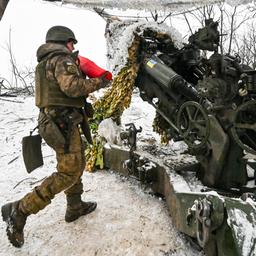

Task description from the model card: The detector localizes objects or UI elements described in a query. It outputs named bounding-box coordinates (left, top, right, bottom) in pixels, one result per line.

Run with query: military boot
left=65, top=194, right=97, bottom=223
left=1, top=201, right=27, bottom=248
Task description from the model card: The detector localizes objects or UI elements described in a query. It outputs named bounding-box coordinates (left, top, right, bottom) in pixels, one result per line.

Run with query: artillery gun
left=104, top=19, right=256, bottom=256
left=136, top=18, right=256, bottom=190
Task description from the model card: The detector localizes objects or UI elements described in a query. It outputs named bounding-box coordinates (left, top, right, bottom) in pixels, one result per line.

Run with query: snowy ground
left=0, top=95, right=203, bottom=256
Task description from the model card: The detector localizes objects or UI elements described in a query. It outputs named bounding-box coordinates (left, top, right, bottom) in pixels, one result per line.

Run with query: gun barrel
left=144, top=57, right=180, bottom=90
left=144, top=56, right=201, bottom=102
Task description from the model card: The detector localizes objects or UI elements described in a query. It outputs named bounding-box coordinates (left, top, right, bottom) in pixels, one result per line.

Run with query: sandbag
left=22, top=134, right=43, bottom=173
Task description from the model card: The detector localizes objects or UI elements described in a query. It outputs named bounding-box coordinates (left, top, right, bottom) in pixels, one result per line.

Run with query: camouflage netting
left=85, top=36, right=140, bottom=171
left=86, top=20, right=183, bottom=171
left=62, top=0, right=253, bottom=12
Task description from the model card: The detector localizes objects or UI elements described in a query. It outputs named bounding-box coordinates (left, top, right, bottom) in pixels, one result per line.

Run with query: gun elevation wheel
left=177, top=101, right=210, bottom=149
left=231, top=100, right=256, bottom=155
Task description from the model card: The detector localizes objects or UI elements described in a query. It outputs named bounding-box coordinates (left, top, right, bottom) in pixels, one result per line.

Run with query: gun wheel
left=231, top=100, right=256, bottom=155
left=177, top=101, right=210, bottom=149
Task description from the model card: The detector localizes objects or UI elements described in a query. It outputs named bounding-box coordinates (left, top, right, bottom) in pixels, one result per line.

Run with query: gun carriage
left=104, top=19, right=256, bottom=255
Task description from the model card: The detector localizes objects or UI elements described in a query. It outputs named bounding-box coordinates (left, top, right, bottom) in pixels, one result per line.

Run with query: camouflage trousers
left=19, top=121, right=85, bottom=215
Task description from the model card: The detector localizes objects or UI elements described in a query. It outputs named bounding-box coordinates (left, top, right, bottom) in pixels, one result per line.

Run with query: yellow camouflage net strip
left=85, top=36, right=140, bottom=172
left=85, top=137, right=104, bottom=172
left=85, top=31, right=173, bottom=171
left=152, top=112, right=170, bottom=144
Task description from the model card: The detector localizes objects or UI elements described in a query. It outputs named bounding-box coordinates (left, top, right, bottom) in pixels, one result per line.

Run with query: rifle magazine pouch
left=22, top=134, right=44, bottom=173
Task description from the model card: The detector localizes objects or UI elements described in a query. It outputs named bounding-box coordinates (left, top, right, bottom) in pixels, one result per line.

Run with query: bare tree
left=234, top=22, right=256, bottom=69
left=220, top=5, right=253, bottom=55
left=1, top=28, right=35, bottom=95
left=183, top=5, right=216, bottom=29
left=179, top=4, right=255, bottom=57
left=94, top=7, right=172, bottom=24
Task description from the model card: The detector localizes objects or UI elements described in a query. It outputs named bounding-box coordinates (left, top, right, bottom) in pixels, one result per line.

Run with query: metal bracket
left=195, top=198, right=212, bottom=248
left=120, top=123, right=142, bottom=151
left=120, top=123, right=142, bottom=176
left=121, top=123, right=155, bottom=182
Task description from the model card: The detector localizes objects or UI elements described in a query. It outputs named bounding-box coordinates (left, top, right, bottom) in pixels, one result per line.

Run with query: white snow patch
left=0, top=96, right=202, bottom=255
left=227, top=208, right=256, bottom=256
left=98, top=118, right=122, bottom=145
left=121, top=90, right=161, bottom=144
left=106, top=20, right=183, bottom=75
left=63, top=0, right=253, bottom=11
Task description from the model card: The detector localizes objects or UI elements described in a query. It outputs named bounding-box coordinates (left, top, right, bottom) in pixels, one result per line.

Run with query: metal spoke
left=234, top=123, right=256, bottom=131
left=230, top=100, right=256, bottom=155
left=193, top=105, right=200, bottom=120
left=177, top=101, right=210, bottom=149
left=185, top=106, right=193, bottom=121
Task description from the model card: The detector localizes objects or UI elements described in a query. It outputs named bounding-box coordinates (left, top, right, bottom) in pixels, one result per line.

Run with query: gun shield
left=22, top=134, right=43, bottom=173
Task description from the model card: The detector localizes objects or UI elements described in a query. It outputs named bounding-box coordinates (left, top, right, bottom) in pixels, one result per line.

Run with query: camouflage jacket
left=36, top=42, right=102, bottom=98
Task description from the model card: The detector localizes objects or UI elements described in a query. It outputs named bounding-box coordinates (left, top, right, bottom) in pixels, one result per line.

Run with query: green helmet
left=46, top=26, right=77, bottom=44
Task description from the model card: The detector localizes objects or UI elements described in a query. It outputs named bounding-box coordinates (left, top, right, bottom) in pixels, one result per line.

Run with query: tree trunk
left=0, top=0, right=9, bottom=20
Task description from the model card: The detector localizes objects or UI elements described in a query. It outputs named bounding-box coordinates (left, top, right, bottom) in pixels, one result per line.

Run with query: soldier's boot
left=65, top=194, right=97, bottom=223
left=1, top=201, right=28, bottom=248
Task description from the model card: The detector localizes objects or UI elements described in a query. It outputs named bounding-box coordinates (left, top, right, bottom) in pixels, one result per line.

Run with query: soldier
left=1, top=25, right=110, bottom=248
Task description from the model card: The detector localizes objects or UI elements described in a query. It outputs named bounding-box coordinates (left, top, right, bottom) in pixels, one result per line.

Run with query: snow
left=0, top=96, right=203, bottom=256
left=0, top=5, right=195, bottom=255
left=121, top=90, right=161, bottom=144
left=227, top=208, right=256, bottom=256
left=1, top=0, right=256, bottom=255
left=0, top=0, right=108, bottom=84
left=98, top=118, right=122, bottom=145
left=64, top=0, right=213, bottom=11
left=0, top=0, right=254, bottom=87
left=106, top=20, right=183, bottom=75
left=63, top=0, right=254, bottom=11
